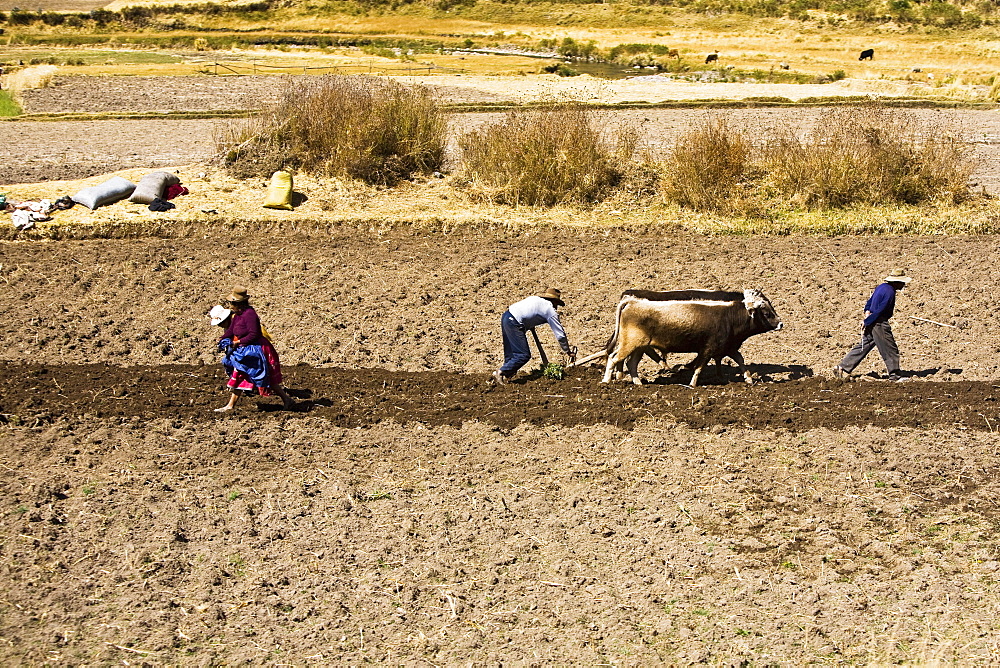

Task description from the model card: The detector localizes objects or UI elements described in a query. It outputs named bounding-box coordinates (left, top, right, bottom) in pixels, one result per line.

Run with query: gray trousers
left=839, top=320, right=900, bottom=374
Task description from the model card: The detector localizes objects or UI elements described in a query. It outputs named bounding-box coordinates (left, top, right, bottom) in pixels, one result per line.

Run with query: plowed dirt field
left=2, top=230, right=1000, bottom=663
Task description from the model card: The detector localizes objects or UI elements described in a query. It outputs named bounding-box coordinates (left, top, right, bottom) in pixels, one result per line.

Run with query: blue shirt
left=863, top=282, right=897, bottom=327
left=507, top=296, right=570, bottom=353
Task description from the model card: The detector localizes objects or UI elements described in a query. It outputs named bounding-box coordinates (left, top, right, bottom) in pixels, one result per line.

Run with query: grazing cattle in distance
left=779, top=62, right=790, bottom=70
left=859, top=48, right=875, bottom=61
left=602, top=289, right=783, bottom=387
left=667, top=49, right=681, bottom=60
left=705, top=51, right=719, bottom=64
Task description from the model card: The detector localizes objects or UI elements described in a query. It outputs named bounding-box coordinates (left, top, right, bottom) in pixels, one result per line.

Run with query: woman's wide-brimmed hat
left=209, top=304, right=232, bottom=326
left=226, top=285, right=250, bottom=303
left=884, top=268, right=912, bottom=284
left=538, top=287, right=565, bottom=306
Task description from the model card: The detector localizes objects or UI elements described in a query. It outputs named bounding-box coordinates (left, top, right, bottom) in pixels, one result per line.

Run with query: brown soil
left=0, top=232, right=996, bottom=380
left=19, top=75, right=512, bottom=114
left=0, top=118, right=218, bottom=184
left=3, top=362, right=999, bottom=432
left=2, top=230, right=1000, bottom=663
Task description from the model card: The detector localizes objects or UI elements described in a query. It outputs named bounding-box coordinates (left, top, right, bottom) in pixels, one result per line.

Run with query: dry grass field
left=0, top=0, right=107, bottom=9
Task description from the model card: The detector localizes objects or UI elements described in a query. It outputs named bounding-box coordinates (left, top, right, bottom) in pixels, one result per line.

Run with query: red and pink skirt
left=227, top=341, right=283, bottom=396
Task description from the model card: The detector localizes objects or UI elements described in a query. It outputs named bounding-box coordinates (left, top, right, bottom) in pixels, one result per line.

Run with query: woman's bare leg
left=214, top=392, right=240, bottom=412
left=274, top=385, right=294, bottom=409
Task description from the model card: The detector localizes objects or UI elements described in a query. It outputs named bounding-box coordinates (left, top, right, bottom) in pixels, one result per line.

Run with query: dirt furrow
left=1, top=362, right=997, bottom=431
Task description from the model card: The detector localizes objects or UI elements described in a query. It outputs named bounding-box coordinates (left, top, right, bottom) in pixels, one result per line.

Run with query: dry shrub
left=459, top=106, right=640, bottom=206
left=661, top=117, right=759, bottom=214
left=663, top=105, right=976, bottom=214
left=5, top=65, right=58, bottom=103
left=763, top=105, right=975, bottom=208
left=215, top=75, right=446, bottom=183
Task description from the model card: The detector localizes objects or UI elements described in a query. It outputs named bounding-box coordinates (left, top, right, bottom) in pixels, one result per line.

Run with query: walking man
left=833, top=268, right=911, bottom=382
left=494, top=287, right=576, bottom=384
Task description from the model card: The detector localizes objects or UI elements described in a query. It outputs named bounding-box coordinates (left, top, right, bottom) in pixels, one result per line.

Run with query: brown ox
left=602, top=289, right=782, bottom=386
left=573, top=289, right=746, bottom=374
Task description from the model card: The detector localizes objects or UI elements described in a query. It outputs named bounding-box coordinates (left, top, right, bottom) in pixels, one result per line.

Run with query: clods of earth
left=2, top=231, right=1000, bottom=663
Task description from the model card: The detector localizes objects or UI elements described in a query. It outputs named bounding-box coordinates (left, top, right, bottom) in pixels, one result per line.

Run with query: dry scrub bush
left=661, top=117, right=759, bottom=214
left=459, top=106, right=646, bottom=206
left=763, top=105, right=975, bottom=208
left=664, top=106, right=975, bottom=215
left=215, top=75, right=446, bottom=183
left=5, top=65, right=57, bottom=103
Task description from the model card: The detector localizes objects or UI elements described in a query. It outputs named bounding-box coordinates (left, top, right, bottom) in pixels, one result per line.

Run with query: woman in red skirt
left=211, top=286, right=294, bottom=412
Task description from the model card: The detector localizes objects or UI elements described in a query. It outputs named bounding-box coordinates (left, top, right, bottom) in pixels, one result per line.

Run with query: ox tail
left=566, top=296, right=633, bottom=368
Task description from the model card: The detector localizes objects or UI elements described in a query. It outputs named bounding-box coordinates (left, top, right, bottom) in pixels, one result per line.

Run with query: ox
left=859, top=48, right=874, bottom=61
left=602, top=289, right=782, bottom=387
left=705, top=51, right=719, bottom=64
left=572, top=289, right=745, bottom=373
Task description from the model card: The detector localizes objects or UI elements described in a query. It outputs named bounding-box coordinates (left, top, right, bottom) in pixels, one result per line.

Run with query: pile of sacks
left=6, top=168, right=298, bottom=231
left=71, top=171, right=189, bottom=211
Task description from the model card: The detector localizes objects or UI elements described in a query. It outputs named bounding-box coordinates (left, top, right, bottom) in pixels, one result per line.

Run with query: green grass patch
left=0, top=48, right=180, bottom=66
left=0, top=90, right=21, bottom=117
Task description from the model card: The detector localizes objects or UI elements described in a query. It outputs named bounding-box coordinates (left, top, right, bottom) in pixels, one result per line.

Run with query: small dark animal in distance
left=705, top=51, right=719, bottom=64
left=912, top=67, right=921, bottom=73
left=859, top=48, right=875, bottom=61
left=779, top=62, right=790, bottom=70
left=667, top=49, right=681, bottom=59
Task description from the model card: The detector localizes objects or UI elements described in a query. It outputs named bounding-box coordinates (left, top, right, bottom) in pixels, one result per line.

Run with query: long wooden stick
left=566, top=349, right=607, bottom=368
left=530, top=329, right=549, bottom=366
left=912, top=316, right=958, bottom=328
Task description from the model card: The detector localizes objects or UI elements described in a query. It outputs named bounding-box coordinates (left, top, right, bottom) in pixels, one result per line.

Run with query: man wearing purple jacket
left=833, top=269, right=911, bottom=382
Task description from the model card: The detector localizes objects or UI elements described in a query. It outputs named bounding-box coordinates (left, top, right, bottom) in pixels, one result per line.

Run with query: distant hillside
left=0, top=0, right=993, bottom=30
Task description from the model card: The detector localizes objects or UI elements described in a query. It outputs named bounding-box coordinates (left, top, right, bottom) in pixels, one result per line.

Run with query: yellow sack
left=263, top=170, right=293, bottom=210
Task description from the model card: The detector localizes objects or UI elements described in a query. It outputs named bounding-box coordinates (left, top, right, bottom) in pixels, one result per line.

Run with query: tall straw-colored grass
left=215, top=75, right=446, bottom=183
left=459, top=106, right=646, bottom=206
left=662, top=117, right=758, bottom=215
left=4, top=65, right=57, bottom=106
left=762, top=105, right=975, bottom=208
left=664, top=104, right=976, bottom=214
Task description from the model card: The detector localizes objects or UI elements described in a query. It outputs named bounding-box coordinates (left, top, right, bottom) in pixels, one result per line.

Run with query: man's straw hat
left=538, top=287, right=565, bottom=306
left=884, top=268, right=912, bottom=284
